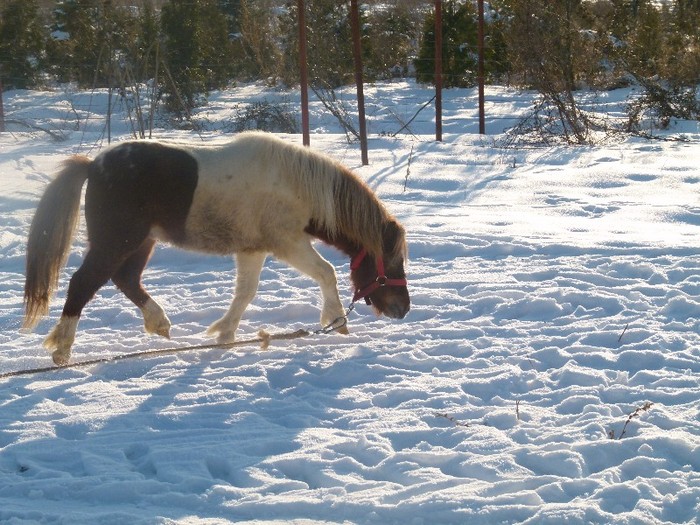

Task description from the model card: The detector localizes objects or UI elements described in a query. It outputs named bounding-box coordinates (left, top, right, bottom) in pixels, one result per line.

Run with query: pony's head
left=350, top=220, right=410, bottom=319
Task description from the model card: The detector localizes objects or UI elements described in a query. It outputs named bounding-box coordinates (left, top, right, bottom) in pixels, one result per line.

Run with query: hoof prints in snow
left=1, top=84, right=700, bottom=525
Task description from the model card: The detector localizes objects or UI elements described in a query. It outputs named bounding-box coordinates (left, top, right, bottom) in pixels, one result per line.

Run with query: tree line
left=1, top=0, right=698, bottom=127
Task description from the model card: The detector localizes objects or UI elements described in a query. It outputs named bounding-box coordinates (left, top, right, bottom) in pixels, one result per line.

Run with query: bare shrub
left=229, top=100, right=299, bottom=134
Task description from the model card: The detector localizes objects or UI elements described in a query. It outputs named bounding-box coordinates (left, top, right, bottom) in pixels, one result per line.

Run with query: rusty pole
left=350, top=0, right=368, bottom=165
left=297, top=0, right=310, bottom=146
left=434, top=0, right=443, bottom=141
left=0, top=74, right=5, bottom=133
left=477, top=0, right=485, bottom=134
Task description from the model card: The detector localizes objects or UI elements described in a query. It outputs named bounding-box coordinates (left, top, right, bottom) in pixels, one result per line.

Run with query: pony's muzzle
left=385, top=302, right=410, bottom=320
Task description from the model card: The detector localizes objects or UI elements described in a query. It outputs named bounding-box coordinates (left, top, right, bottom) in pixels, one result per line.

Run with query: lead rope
left=0, top=304, right=356, bottom=380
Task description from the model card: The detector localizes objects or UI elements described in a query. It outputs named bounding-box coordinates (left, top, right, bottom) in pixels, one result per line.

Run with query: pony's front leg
left=275, top=239, right=349, bottom=335
left=207, top=251, right=267, bottom=344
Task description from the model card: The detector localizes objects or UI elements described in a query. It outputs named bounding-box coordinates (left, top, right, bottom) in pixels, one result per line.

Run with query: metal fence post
left=478, top=0, right=485, bottom=134
left=350, top=0, right=368, bottom=165
left=434, top=0, right=443, bottom=142
left=0, top=74, right=5, bottom=133
left=297, top=0, right=310, bottom=146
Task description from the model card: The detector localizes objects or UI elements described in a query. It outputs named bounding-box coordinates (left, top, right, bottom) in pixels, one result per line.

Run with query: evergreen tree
left=161, top=0, right=233, bottom=113
left=47, top=0, right=138, bottom=88
left=128, top=1, right=161, bottom=83
left=595, top=0, right=699, bottom=87
left=0, top=0, right=46, bottom=89
left=218, top=0, right=243, bottom=36
left=482, top=2, right=511, bottom=82
left=48, top=0, right=101, bottom=86
left=279, top=0, right=354, bottom=89
left=415, top=1, right=479, bottom=88
left=626, top=1, right=664, bottom=76
left=663, top=0, right=700, bottom=86
left=362, top=3, right=422, bottom=81
left=236, top=0, right=283, bottom=81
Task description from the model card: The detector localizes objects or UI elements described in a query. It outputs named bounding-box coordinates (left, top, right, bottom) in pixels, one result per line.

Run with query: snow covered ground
left=1, top=82, right=699, bottom=524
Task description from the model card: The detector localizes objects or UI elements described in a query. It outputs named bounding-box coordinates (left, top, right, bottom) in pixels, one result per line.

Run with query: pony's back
left=229, top=132, right=391, bottom=258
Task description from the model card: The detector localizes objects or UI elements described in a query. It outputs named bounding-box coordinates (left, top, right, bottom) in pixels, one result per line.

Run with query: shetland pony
left=23, top=132, right=410, bottom=365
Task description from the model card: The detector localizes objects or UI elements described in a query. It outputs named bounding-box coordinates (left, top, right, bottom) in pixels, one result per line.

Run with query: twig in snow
left=403, top=144, right=414, bottom=193
left=3, top=119, right=67, bottom=141
left=435, top=412, right=470, bottom=428
left=608, top=402, right=653, bottom=439
left=618, top=323, right=629, bottom=343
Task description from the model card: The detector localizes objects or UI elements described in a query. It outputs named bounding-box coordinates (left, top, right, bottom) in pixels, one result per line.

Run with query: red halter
left=350, top=248, right=408, bottom=304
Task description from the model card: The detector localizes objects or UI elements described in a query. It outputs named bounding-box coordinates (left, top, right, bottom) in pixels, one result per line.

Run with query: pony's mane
left=242, top=132, right=405, bottom=260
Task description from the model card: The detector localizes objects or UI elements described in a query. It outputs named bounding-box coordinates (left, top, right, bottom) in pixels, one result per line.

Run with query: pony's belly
left=177, top=209, right=279, bottom=255
left=148, top=224, right=237, bottom=253
left=151, top=222, right=252, bottom=255
left=180, top=188, right=309, bottom=255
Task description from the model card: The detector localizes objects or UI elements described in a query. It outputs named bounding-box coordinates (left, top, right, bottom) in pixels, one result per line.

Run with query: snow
left=1, top=81, right=699, bottom=524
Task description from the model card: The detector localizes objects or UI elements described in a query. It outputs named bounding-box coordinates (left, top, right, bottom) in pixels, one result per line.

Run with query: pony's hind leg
left=111, top=238, right=171, bottom=339
left=275, top=238, right=349, bottom=334
left=44, top=316, right=80, bottom=366
left=44, top=248, right=124, bottom=365
left=207, top=251, right=267, bottom=344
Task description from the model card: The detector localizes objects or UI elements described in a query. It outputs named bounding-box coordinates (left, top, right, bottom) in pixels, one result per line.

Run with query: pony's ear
left=383, top=219, right=402, bottom=237
left=383, top=219, right=406, bottom=257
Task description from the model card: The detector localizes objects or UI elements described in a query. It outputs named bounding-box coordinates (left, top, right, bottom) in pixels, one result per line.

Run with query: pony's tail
left=23, top=156, right=92, bottom=329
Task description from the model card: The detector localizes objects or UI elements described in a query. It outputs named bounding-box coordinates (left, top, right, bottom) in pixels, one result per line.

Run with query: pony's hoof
left=207, top=318, right=237, bottom=344
left=216, top=332, right=236, bottom=345
left=52, top=349, right=70, bottom=366
left=155, top=326, right=171, bottom=339
left=43, top=317, right=78, bottom=363
left=336, top=326, right=350, bottom=335
left=144, top=317, right=171, bottom=339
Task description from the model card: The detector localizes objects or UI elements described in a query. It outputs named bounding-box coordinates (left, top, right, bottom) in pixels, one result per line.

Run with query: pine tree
left=236, top=0, right=283, bottom=81
left=306, top=0, right=354, bottom=88
left=415, top=1, right=479, bottom=88
left=128, top=1, right=161, bottom=83
left=47, top=0, right=138, bottom=88
left=0, top=0, right=46, bottom=89
left=217, top=0, right=243, bottom=36
left=47, top=0, right=100, bottom=86
left=664, top=0, right=700, bottom=86
left=278, top=0, right=354, bottom=89
left=161, top=0, right=233, bottom=113
left=362, top=3, right=422, bottom=81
